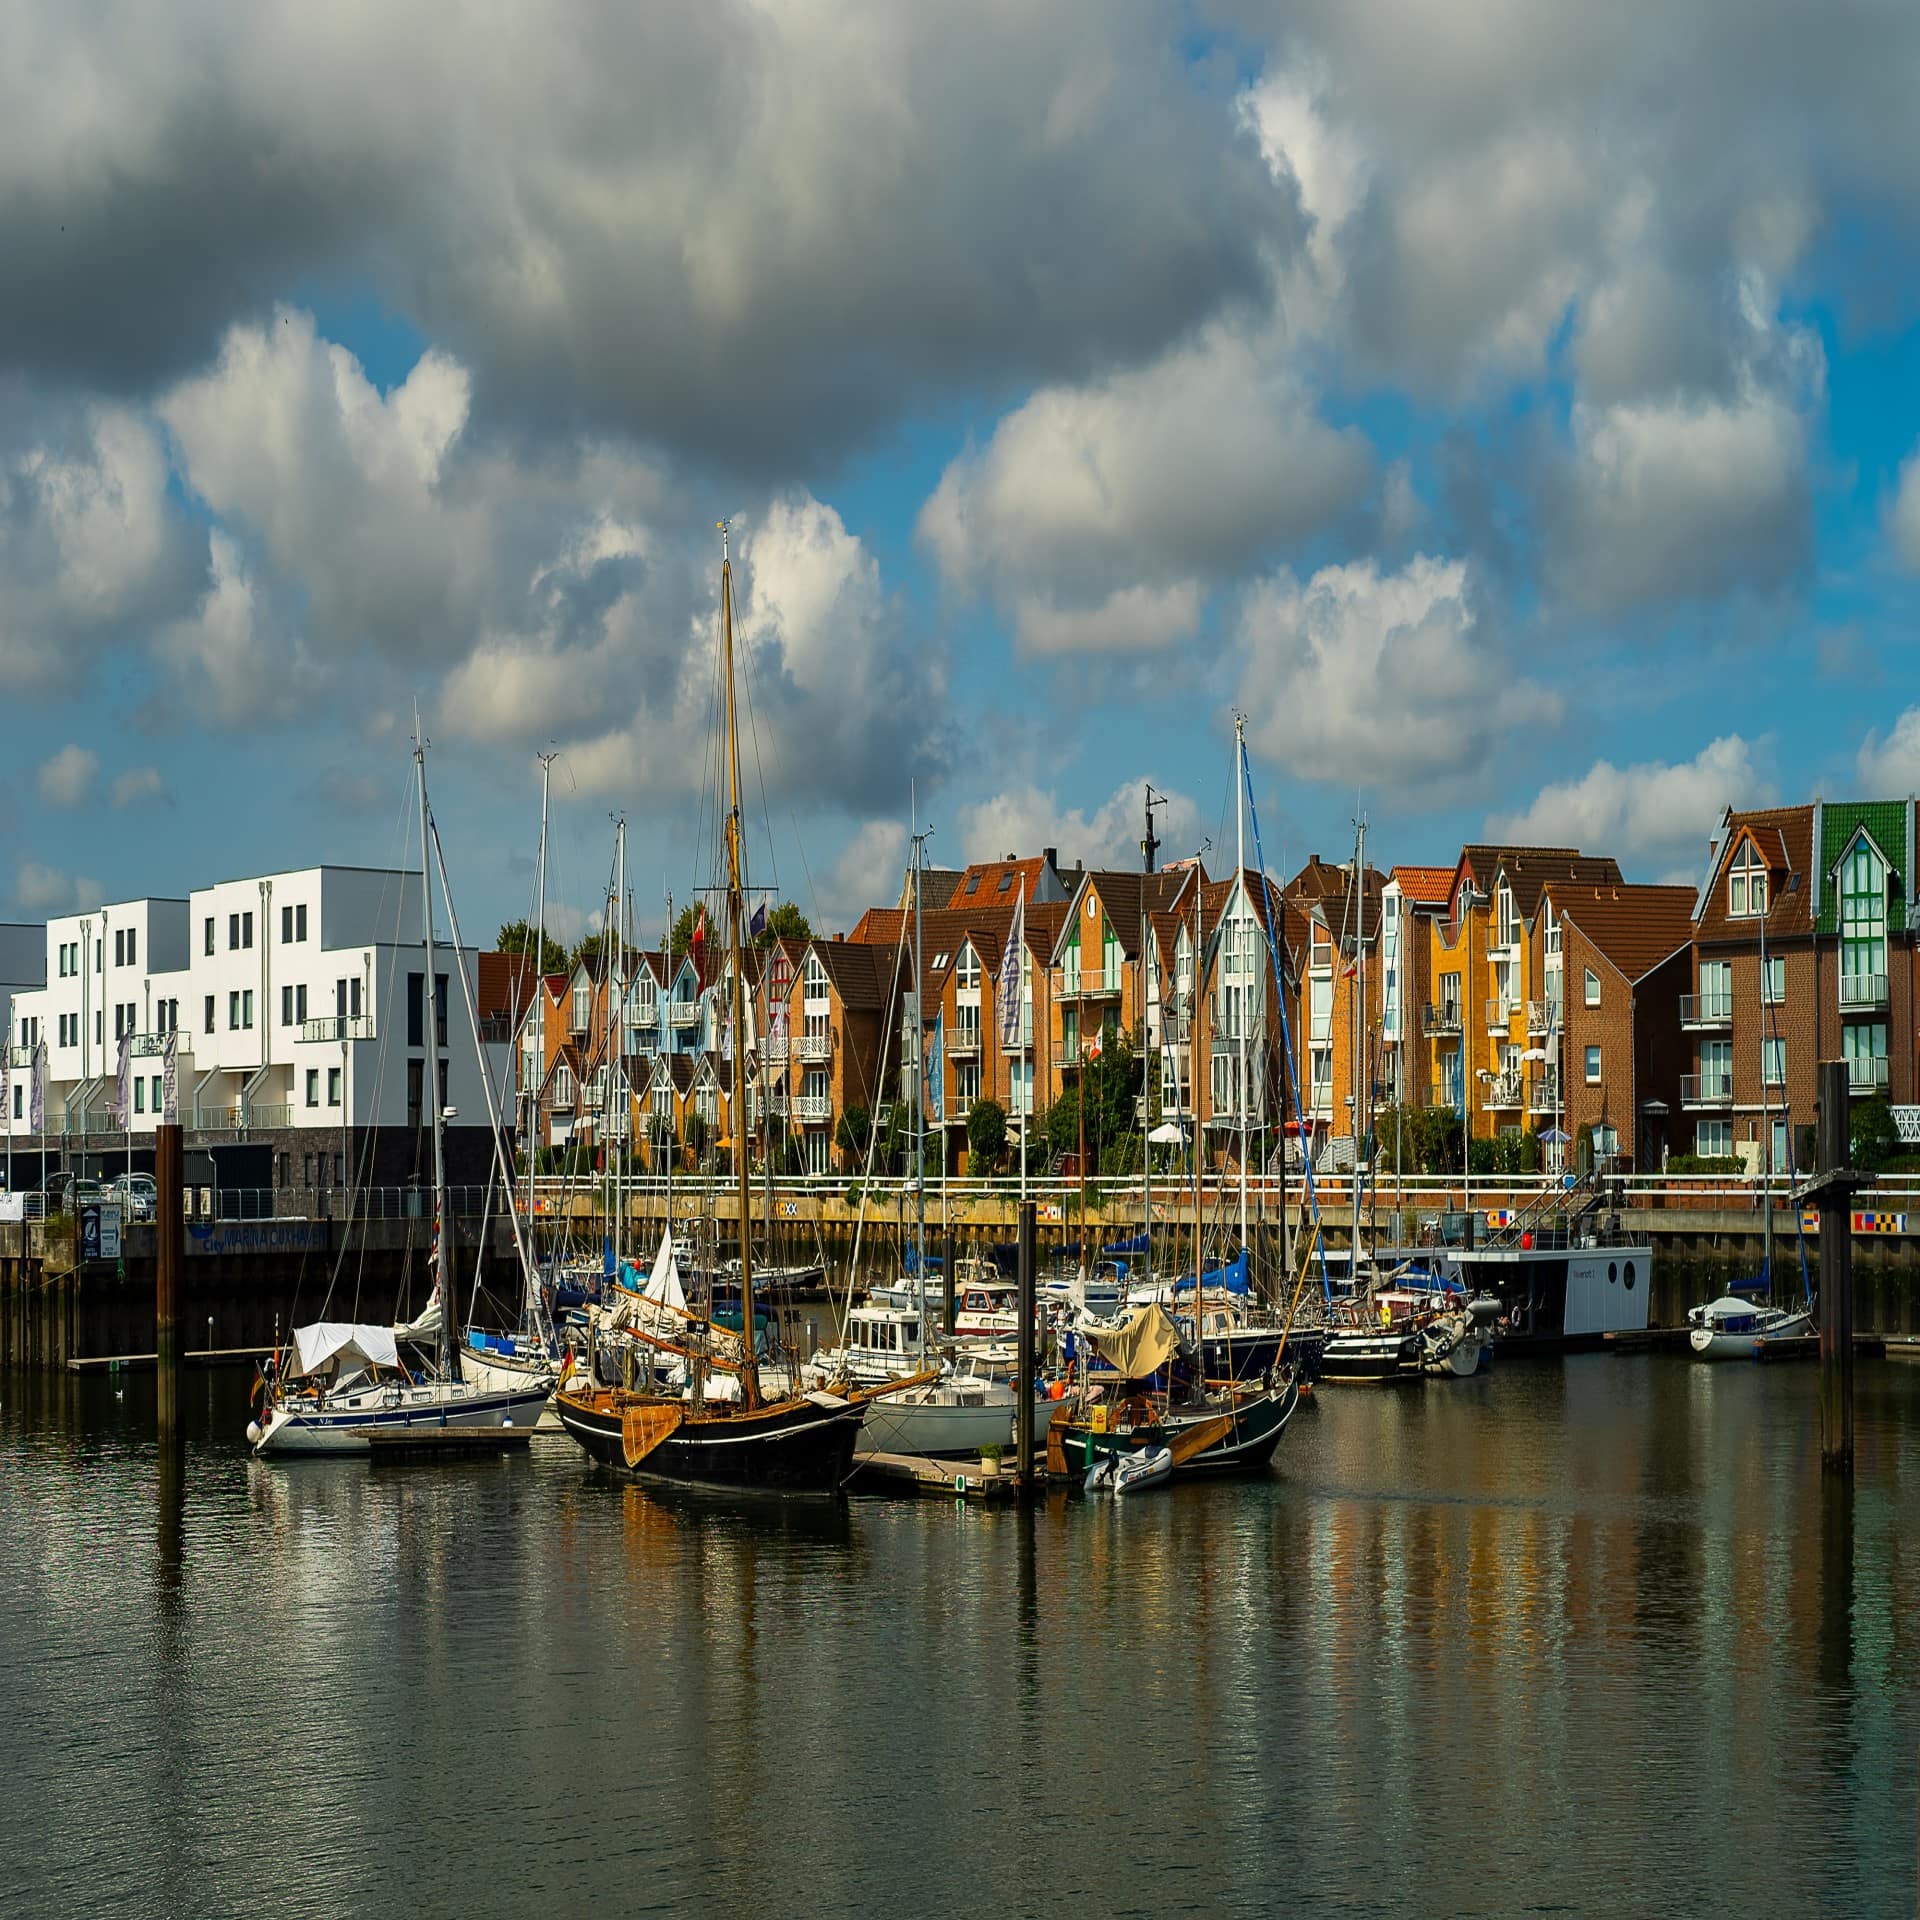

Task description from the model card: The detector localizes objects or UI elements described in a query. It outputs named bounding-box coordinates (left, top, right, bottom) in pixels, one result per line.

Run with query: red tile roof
left=1390, top=865, right=1454, bottom=906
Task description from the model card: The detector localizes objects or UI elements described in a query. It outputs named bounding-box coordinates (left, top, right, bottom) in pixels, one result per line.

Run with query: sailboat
left=249, top=727, right=555, bottom=1454
left=555, top=523, right=870, bottom=1491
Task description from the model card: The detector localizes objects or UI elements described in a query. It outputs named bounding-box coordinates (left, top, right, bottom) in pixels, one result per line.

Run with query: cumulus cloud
left=36, top=745, right=98, bottom=808
left=956, top=778, right=1201, bottom=872
left=13, top=860, right=101, bottom=914
left=0, top=400, right=197, bottom=688
left=1233, top=554, right=1559, bottom=793
left=0, top=1, right=1285, bottom=470
left=1857, top=708, right=1920, bottom=792
left=109, top=766, right=169, bottom=809
left=1486, top=736, right=1773, bottom=874
left=818, top=818, right=909, bottom=932
left=921, top=325, right=1370, bottom=654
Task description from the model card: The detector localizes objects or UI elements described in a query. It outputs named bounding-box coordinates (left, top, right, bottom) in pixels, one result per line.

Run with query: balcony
left=667, top=1002, right=699, bottom=1029
left=1422, top=1004, right=1462, bottom=1038
left=760, top=1035, right=788, bottom=1065
left=1484, top=1071, right=1524, bottom=1108
left=1679, top=993, right=1733, bottom=1030
left=300, top=1015, right=376, bottom=1044
left=623, top=1021, right=657, bottom=1054
left=947, top=1024, right=982, bottom=1059
left=1840, top=972, right=1890, bottom=1011
left=1056, top=968, right=1123, bottom=1000
left=1485, top=998, right=1517, bottom=1032
left=6, top=1043, right=30, bottom=1068
left=1528, top=1071, right=1561, bottom=1113
left=764, top=1088, right=790, bottom=1119
left=1527, top=999, right=1555, bottom=1036
left=1431, top=1087, right=1463, bottom=1110
left=799, top=1032, right=831, bottom=1063
left=1848, top=1054, right=1890, bottom=1093
left=1681, top=1072, right=1734, bottom=1107
left=130, top=1031, right=193, bottom=1058
left=795, top=1093, right=832, bottom=1123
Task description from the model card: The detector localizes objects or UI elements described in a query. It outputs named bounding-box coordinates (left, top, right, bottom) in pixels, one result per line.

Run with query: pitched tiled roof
left=1288, top=856, right=1386, bottom=944
left=478, top=951, right=542, bottom=1024
left=1390, top=865, right=1454, bottom=906
left=1552, top=882, right=1696, bottom=984
left=1693, top=805, right=1815, bottom=942
left=1457, top=845, right=1623, bottom=920
left=808, top=937, right=902, bottom=1011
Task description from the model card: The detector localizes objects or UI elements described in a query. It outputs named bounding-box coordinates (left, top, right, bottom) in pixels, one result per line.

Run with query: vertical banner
left=927, top=1012, right=945, bottom=1124
left=997, top=891, right=1025, bottom=1047
left=113, top=1027, right=131, bottom=1128
left=31, top=1040, right=44, bottom=1133
left=163, top=1029, right=179, bottom=1123
left=1, top=1038, right=9, bottom=1134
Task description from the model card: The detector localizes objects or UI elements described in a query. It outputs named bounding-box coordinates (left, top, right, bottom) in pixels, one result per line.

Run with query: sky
left=6, top=0, right=1920, bottom=950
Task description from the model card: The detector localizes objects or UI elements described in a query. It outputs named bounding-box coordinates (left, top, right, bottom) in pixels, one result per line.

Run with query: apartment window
left=554, top=1064, right=574, bottom=1106
left=204, top=996, right=215, bottom=1035
left=1727, top=842, right=1768, bottom=918
left=1496, top=881, right=1519, bottom=950
left=328, top=1068, right=341, bottom=1108
left=1698, top=959, right=1732, bottom=1018
left=1585, top=1045, right=1601, bottom=1083
left=282, top=985, right=295, bottom=1027
left=571, top=982, right=590, bottom=1032
left=297, top=903, right=307, bottom=941
left=133, top=1078, right=145, bottom=1115
left=1840, top=840, right=1888, bottom=996
left=956, top=944, right=980, bottom=990
left=306, top=1069, right=320, bottom=1107
left=436, top=976, right=447, bottom=1048
left=282, top=903, right=308, bottom=944
left=229, top=913, right=240, bottom=950
left=1697, top=1119, right=1733, bottom=1157
left=126, top=928, right=136, bottom=967
left=1762, top=1037, right=1786, bottom=1086
left=408, top=973, right=423, bottom=1048
left=242, top=911, right=253, bottom=949
left=349, top=976, right=362, bottom=1018
left=94, top=1011, right=101, bottom=1046
left=204, top=917, right=215, bottom=956
left=229, top=992, right=241, bottom=1031
left=1584, top=969, right=1601, bottom=1007
left=407, top=1059, right=424, bottom=1131
left=1062, top=1006, right=1079, bottom=1058
left=149, top=1075, right=161, bottom=1112
left=95, top=939, right=101, bottom=973
left=1543, top=904, right=1560, bottom=957
left=1763, top=956, right=1785, bottom=1004
left=303, top=1154, right=314, bottom=1190
left=114, top=929, right=124, bottom=966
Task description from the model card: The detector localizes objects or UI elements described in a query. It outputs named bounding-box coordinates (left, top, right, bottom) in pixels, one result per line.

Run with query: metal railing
left=1681, top=1072, right=1733, bottom=1106
left=1056, top=967, right=1121, bottom=997
left=1528, top=1071, right=1561, bottom=1112
left=667, top=1003, right=699, bottom=1029
left=760, top=1036, right=788, bottom=1065
left=1422, top=1004, right=1461, bottom=1036
left=1840, top=972, right=1890, bottom=1010
left=1527, top=1000, right=1554, bottom=1035
left=1848, top=1054, right=1890, bottom=1092
left=1679, top=993, right=1733, bottom=1027
left=299, top=1015, right=375, bottom=1043
left=8, top=1044, right=34, bottom=1068
left=764, top=1090, right=791, bottom=1118
left=799, top=1033, right=831, bottom=1062
left=795, top=1094, right=832, bottom=1122
left=1485, top=998, right=1517, bottom=1031
left=624, top=1027, right=656, bottom=1053
left=1484, top=1071, right=1524, bottom=1107
left=946, top=1025, right=982, bottom=1058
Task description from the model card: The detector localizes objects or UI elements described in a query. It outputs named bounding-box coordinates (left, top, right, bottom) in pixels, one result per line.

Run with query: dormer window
left=1496, top=881, right=1518, bottom=950
left=956, top=944, right=980, bottom=989
left=1728, top=842, right=1768, bottom=918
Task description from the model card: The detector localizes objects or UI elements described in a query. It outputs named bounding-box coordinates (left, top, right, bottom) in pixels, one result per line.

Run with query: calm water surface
left=1, top=1356, right=1916, bottom=1918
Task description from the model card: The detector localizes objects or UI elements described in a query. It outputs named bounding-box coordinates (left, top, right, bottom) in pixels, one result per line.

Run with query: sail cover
left=291, top=1322, right=400, bottom=1379
left=1082, top=1304, right=1178, bottom=1381
left=394, top=1286, right=442, bottom=1341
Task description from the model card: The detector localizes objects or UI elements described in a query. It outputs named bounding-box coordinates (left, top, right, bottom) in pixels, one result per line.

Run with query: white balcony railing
left=1528, top=1071, right=1561, bottom=1113
left=761, top=1035, right=788, bottom=1065
left=1526, top=1000, right=1553, bottom=1035
left=947, top=1025, right=982, bottom=1059
left=1484, top=1071, right=1524, bottom=1107
left=300, top=1015, right=375, bottom=1044
left=796, top=1094, right=832, bottom=1122
left=1682, top=1072, right=1734, bottom=1106
left=1679, top=993, right=1733, bottom=1028
left=1848, top=1054, right=1890, bottom=1092
left=667, top=1003, right=699, bottom=1029
left=799, top=1032, right=831, bottom=1062
left=1840, top=972, right=1890, bottom=1011
left=764, top=1089, right=791, bottom=1118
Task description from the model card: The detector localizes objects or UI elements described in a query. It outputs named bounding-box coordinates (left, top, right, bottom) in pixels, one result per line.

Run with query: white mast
left=614, top=815, right=626, bottom=1286
left=525, top=752, right=554, bottom=1315
left=912, top=820, right=928, bottom=1362
left=413, top=709, right=452, bottom=1383
left=1235, top=712, right=1250, bottom=1260
left=1352, top=817, right=1367, bottom=1262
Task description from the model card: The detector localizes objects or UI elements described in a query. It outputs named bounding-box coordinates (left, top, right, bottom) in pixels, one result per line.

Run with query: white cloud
left=1887, top=444, right=1920, bottom=574
left=109, top=766, right=169, bottom=809
left=156, top=530, right=324, bottom=723
left=1233, top=554, right=1559, bottom=792
left=1857, top=708, right=1920, bottom=791
left=955, top=778, right=1201, bottom=872
left=1486, top=735, right=1773, bottom=872
left=14, top=860, right=101, bottom=913
left=920, top=324, right=1370, bottom=655
left=36, top=745, right=98, bottom=808
left=818, top=819, right=910, bottom=933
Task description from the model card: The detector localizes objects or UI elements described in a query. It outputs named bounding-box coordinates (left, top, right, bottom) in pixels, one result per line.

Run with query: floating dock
left=850, top=1450, right=1019, bottom=1503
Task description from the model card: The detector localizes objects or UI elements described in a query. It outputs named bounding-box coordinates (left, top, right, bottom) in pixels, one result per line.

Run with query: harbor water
left=2, top=1355, right=1917, bottom=1918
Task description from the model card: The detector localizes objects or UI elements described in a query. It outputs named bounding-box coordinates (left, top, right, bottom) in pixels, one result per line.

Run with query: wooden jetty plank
left=68, top=1345, right=277, bottom=1373
left=850, top=1450, right=1015, bottom=1503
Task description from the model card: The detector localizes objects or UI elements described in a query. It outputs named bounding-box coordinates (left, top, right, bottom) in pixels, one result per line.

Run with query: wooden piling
left=1814, top=1060, right=1855, bottom=1473
left=1016, top=1199, right=1036, bottom=1486
left=941, top=1223, right=955, bottom=1341
left=155, top=1122, right=184, bottom=1437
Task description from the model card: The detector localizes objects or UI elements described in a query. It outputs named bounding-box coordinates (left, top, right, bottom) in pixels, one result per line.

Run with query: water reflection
left=1, top=1358, right=1918, bottom=1916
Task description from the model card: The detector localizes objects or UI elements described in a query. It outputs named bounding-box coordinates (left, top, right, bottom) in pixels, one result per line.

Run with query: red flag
left=691, top=904, right=707, bottom=985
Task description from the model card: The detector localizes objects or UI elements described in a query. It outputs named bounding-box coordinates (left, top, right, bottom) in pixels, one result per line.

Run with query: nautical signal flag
left=749, top=899, right=767, bottom=939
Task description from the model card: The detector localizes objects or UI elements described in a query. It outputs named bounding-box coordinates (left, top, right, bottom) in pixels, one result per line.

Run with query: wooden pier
left=850, top=1450, right=1019, bottom=1503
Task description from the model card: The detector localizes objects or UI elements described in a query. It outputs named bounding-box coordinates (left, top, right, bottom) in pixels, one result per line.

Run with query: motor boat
left=1687, top=1293, right=1813, bottom=1359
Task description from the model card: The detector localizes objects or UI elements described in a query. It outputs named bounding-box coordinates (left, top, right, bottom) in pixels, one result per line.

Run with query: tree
left=836, top=1104, right=873, bottom=1165
left=496, top=919, right=567, bottom=975
left=1851, top=1093, right=1898, bottom=1170
left=684, top=1111, right=709, bottom=1163
left=756, top=901, right=812, bottom=947
left=966, top=1097, right=1007, bottom=1172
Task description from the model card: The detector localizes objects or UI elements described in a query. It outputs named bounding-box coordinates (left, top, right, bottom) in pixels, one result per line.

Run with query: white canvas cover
left=394, top=1286, right=442, bottom=1341
left=291, top=1321, right=401, bottom=1379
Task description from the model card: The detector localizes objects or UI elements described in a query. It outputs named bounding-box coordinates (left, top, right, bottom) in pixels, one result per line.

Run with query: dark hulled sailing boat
left=556, top=523, right=866, bottom=1492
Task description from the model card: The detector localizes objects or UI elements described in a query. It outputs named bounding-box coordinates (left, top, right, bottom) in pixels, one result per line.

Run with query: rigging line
left=730, top=580, right=783, bottom=898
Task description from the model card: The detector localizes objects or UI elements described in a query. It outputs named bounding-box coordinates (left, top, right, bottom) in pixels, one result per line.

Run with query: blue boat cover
left=1173, top=1250, right=1250, bottom=1296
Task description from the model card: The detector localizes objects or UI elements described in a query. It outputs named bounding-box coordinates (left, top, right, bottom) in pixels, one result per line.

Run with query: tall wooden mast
left=719, top=522, right=759, bottom=1412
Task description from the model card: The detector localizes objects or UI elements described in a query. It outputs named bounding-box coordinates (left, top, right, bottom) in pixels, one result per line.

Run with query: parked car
left=106, top=1173, right=158, bottom=1222
left=42, top=1173, right=106, bottom=1216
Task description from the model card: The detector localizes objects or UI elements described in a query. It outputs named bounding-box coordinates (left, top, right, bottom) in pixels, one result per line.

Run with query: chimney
left=1042, top=847, right=1058, bottom=871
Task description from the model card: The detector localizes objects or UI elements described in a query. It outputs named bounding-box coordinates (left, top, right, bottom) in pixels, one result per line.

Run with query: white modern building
left=6, top=868, right=512, bottom=1209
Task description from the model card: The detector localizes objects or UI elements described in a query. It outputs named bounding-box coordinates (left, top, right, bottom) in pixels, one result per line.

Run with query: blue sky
left=6, top=1, right=1920, bottom=946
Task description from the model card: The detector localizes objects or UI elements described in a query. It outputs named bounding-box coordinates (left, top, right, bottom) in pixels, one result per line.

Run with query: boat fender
left=245, top=1421, right=261, bottom=1445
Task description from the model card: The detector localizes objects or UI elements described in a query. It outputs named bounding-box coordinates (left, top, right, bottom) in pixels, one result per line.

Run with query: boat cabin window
left=904, top=1321, right=918, bottom=1345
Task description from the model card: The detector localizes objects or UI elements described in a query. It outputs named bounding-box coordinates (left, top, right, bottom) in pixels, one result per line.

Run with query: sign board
left=1853, top=1210, right=1907, bottom=1235
left=0, top=1193, right=25, bottom=1224
left=186, top=1221, right=331, bottom=1258
left=79, top=1203, right=121, bottom=1262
